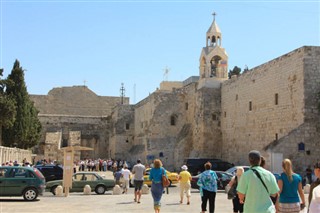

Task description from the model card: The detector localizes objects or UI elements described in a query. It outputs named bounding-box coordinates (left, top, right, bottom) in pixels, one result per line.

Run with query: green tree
left=228, top=66, right=242, bottom=79
left=2, top=60, right=41, bottom=148
left=0, top=68, right=17, bottom=146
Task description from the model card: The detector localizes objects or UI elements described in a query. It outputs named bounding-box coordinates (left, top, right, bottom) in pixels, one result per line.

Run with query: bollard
left=83, top=185, right=91, bottom=195
left=113, top=185, right=122, bottom=195
left=56, top=185, right=63, bottom=197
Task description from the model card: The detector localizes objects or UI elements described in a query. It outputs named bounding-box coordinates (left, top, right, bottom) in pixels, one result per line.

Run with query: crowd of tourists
left=123, top=151, right=320, bottom=213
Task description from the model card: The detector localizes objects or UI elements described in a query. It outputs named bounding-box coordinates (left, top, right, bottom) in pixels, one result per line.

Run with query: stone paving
left=0, top=188, right=233, bottom=213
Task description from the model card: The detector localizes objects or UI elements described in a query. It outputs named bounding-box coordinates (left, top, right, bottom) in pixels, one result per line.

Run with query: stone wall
left=109, top=105, right=135, bottom=160
left=123, top=81, right=224, bottom=171
left=31, top=86, right=128, bottom=116
left=221, top=46, right=320, bottom=172
left=35, top=114, right=111, bottom=161
left=264, top=46, right=320, bottom=172
left=0, top=146, right=32, bottom=165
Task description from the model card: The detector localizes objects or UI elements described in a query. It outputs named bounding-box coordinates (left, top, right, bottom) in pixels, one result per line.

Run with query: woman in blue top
left=149, top=159, right=167, bottom=213
left=277, top=159, right=306, bottom=213
left=197, top=161, right=219, bottom=213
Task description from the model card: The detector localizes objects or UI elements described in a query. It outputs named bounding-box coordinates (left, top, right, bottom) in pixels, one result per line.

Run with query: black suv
left=34, top=164, right=63, bottom=182
left=186, top=158, right=234, bottom=175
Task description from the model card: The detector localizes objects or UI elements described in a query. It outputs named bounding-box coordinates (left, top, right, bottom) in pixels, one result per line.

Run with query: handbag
left=252, top=169, right=277, bottom=205
left=227, top=176, right=237, bottom=200
left=162, top=168, right=170, bottom=187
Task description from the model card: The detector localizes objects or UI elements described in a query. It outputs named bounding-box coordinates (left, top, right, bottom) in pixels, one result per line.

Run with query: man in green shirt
left=237, top=150, right=279, bottom=213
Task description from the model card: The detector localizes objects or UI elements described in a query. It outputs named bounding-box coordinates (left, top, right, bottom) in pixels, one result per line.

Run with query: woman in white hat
left=178, top=165, right=192, bottom=205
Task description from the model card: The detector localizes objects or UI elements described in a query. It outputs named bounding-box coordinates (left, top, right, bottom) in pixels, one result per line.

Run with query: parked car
left=225, top=166, right=250, bottom=176
left=132, top=168, right=179, bottom=187
left=0, top=166, right=46, bottom=201
left=186, top=158, right=234, bottom=175
left=34, top=164, right=63, bottom=182
left=46, top=172, right=115, bottom=195
left=190, top=171, right=233, bottom=190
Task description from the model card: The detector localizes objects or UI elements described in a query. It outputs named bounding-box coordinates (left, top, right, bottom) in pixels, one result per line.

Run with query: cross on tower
left=212, top=12, right=217, bottom=21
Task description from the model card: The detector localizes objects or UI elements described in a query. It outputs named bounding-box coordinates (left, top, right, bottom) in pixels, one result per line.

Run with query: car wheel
left=51, top=186, right=58, bottom=195
left=23, top=188, right=38, bottom=201
left=95, top=185, right=106, bottom=194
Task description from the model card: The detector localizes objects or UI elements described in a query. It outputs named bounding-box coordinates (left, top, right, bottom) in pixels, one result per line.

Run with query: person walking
left=178, top=165, right=192, bottom=205
left=197, top=161, right=219, bottom=213
left=237, top=150, right=279, bottom=213
left=227, top=167, right=244, bottom=213
left=308, top=161, right=320, bottom=213
left=132, top=159, right=146, bottom=203
left=277, top=158, right=305, bottom=213
left=114, top=167, right=122, bottom=186
left=121, top=165, right=131, bottom=194
left=149, top=159, right=167, bottom=213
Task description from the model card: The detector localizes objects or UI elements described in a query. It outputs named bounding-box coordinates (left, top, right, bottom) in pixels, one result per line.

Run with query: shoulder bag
left=227, top=176, right=237, bottom=200
left=252, top=169, right=277, bottom=205
left=162, top=168, right=170, bottom=187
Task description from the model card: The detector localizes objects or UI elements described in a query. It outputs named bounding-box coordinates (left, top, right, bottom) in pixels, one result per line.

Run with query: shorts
left=134, top=180, right=144, bottom=191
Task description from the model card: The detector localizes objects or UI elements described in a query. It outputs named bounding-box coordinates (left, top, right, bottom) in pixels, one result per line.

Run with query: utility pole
left=120, top=83, right=125, bottom=105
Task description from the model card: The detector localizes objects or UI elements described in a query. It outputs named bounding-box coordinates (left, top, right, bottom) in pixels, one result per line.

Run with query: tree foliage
left=2, top=60, right=42, bottom=148
left=228, top=66, right=242, bottom=79
left=0, top=68, right=17, bottom=129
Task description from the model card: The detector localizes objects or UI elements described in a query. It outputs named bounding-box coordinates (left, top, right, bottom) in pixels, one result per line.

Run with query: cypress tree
left=2, top=60, right=41, bottom=148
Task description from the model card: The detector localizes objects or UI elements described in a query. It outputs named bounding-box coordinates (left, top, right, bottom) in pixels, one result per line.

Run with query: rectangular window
left=170, top=116, right=176, bottom=126
left=212, top=114, right=217, bottom=121
left=185, top=103, right=188, bottom=110
left=249, top=101, right=252, bottom=111
left=125, top=123, right=130, bottom=130
left=236, top=94, right=238, bottom=101
left=224, top=112, right=226, bottom=117
left=275, top=133, right=278, bottom=141
left=275, top=93, right=278, bottom=105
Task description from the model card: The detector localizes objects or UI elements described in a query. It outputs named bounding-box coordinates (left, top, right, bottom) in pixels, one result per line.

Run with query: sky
left=0, top=0, right=319, bottom=104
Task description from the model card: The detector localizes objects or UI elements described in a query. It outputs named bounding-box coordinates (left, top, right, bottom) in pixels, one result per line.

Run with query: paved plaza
left=0, top=187, right=233, bottom=213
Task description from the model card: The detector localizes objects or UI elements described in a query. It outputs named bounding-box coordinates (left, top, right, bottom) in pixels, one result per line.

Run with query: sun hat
left=181, top=165, right=188, bottom=170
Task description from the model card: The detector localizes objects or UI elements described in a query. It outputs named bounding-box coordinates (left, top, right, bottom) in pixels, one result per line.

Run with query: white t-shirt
left=132, top=163, right=145, bottom=180
left=309, top=184, right=320, bottom=213
left=121, top=169, right=131, bottom=180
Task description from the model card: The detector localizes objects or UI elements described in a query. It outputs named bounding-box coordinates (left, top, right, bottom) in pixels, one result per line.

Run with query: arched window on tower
left=211, top=36, right=216, bottom=46
left=215, top=36, right=221, bottom=46
left=210, top=56, right=221, bottom=77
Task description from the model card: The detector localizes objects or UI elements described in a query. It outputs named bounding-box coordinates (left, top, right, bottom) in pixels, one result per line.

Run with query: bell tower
left=199, top=12, right=228, bottom=88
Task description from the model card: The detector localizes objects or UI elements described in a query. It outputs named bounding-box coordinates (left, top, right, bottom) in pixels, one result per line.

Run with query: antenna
left=163, top=66, right=170, bottom=81
left=120, top=83, right=125, bottom=105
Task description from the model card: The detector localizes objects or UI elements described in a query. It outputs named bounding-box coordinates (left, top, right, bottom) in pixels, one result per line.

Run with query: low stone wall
left=0, top=146, right=32, bottom=165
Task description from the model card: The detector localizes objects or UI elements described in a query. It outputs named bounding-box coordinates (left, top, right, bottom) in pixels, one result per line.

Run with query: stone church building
left=30, top=16, right=320, bottom=173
